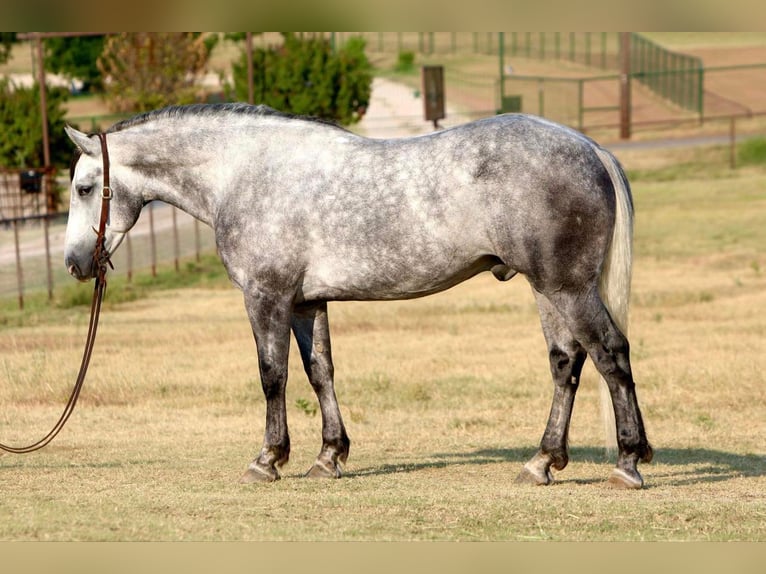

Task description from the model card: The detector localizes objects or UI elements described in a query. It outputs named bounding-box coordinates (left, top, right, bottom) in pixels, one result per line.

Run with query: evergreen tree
left=0, top=33, right=16, bottom=65
left=230, top=33, right=372, bottom=125
left=0, top=78, right=70, bottom=168
left=44, top=35, right=106, bottom=92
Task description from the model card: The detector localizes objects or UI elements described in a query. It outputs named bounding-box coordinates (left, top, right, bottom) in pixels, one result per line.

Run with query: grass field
left=0, top=141, right=764, bottom=541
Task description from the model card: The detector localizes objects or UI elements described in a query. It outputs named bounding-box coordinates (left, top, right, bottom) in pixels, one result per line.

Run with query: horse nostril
left=67, top=263, right=81, bottom=279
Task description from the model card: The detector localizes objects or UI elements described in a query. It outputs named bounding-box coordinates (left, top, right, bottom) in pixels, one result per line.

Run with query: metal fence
left=630, top=33, right=704, bottom=116
left=339, top=32, right=621, bottom=67
left=499, top=62, right=766, bottom=134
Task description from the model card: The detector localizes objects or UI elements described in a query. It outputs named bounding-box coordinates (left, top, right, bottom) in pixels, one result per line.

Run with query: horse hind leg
left=517, top=292, right=587, bottom=486
left=546, top=285, right=653, bottom=489
left=291, top=302, right=350, bottom=479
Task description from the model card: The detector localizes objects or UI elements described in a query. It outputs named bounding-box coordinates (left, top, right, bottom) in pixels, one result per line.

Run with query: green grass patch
left=0, top=252, right=230, bottom=329
left=737, top=137, right=766, bottom=167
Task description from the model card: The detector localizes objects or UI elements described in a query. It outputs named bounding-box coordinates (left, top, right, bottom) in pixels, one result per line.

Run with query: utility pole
left=619, top=32, right=631, bottom=139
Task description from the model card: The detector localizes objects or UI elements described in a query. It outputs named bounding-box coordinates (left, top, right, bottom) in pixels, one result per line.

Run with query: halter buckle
left=101, top=186, right=113, bottom=200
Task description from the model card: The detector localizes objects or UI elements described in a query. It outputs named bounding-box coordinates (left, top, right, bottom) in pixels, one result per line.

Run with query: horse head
left=64, top=126, right=142, bottom=281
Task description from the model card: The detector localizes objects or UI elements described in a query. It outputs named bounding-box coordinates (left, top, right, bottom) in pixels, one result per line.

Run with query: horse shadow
left=347, top=446, right=765, bottom=487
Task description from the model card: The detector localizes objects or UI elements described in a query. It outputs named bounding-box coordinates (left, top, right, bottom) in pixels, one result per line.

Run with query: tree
left=0, top=78, right=70, bottom=168
left=230, top=33, right=372, bottom=125
left=0, top=33, right=16, bottom=65
left=98, top=33, right=214, bottom=113
left=44, top=35, right=106, bottom=92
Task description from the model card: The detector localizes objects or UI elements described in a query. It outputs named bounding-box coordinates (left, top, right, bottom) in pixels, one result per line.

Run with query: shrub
left=229, top=33, right=372, bottom=125
left=395, top=51, right=416, bottom=72
left=737, top=137, right=766, bottom=167
left=98, top=33, right=211, bottom=113
left=0, top=78, right=70, bottom=168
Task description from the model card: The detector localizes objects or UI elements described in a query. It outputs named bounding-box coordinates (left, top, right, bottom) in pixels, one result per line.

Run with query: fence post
left=126, top=232, right=133, bottom=283
left=149, top=203, right=157, bottom=278
left=13, top=219, right=24, bottom=310
left=194, top=219, right=201, bottom=262
left=172, top=207, right=180, bottom=273
left=44, top=216, right=53, bottom=301
left=498, top=32, right=505, bottom=106
left=619, top=32, right=632, bottom=140
left=729, top=117, right=737, bottom=169
left=569, top=32, right=575, bottom=62
left=697, top=62, right=705, bottom=125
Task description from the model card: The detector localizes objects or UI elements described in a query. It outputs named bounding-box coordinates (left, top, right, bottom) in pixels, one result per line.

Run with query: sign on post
left=422, top=65, right=445, bottom=128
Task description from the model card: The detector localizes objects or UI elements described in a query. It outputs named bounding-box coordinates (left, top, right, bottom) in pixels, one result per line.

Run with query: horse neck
left=114, top=126, right=226, bottom=225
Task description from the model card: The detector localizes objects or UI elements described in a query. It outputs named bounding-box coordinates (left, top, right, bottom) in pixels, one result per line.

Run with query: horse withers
left=64, top=104, right=652, bottom=488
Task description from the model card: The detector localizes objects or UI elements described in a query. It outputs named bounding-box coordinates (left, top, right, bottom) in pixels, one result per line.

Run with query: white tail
left=592, top=145, right=634, bottom=454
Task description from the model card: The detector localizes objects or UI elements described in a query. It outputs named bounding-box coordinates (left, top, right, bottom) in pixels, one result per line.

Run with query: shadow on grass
left=347, top=446, right=765, bottom=486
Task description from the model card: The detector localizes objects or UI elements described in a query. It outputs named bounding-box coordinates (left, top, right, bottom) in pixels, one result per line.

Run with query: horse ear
left=65, top=125, right=100, bottom=156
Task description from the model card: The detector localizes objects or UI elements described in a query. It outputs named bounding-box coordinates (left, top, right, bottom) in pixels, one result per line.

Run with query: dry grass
left=0, top=143, right=764, bottom=541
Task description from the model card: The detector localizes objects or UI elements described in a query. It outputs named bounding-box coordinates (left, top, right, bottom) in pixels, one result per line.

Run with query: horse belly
left=300, top=247, right=498, bottom=302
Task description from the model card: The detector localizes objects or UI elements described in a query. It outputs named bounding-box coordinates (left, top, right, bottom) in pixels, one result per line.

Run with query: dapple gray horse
left=65, top=103, right=652, bottom=488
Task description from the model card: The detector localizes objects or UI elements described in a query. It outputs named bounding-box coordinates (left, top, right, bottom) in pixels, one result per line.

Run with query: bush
left=737, top=137, right=766, bottom=167
left=44, top=35, right=106, bottom=93
left=395, top=51, right=416, bottom=72
left=98, top=33, right=211, bottom=113
left=229, top=33, right=372, bottom=125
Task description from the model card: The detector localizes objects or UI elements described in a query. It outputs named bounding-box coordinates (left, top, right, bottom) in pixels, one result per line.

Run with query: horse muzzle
left=65, top=253, right=97, bottom=282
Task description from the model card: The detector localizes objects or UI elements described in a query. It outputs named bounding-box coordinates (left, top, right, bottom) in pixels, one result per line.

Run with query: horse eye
left=77, top=185, right=93, bottom=197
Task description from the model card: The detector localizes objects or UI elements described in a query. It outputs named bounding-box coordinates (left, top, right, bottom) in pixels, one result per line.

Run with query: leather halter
left=0, top=133, right=113, bottom=454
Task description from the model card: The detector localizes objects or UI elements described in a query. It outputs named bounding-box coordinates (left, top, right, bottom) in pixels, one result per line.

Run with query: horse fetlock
left=641, top=443, right=654, bottom=463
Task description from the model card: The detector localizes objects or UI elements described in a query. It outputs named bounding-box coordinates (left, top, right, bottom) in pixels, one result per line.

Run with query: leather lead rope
left=0, top=133, right=113, bottom=454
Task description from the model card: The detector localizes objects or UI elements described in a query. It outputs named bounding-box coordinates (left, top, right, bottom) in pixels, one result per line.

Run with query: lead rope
left=0, top=133, right=112, bottom=454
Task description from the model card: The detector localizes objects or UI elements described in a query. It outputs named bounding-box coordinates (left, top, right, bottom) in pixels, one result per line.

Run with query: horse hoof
left=239, top=464, right=279, bottom=484
left=306, top=460, right=342, bottom=479
left=608, top=467, right=644, bottom=489
left=515, top=464, right=553, bottom=486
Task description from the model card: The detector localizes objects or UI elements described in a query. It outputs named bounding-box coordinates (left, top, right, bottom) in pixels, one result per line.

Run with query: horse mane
left=106, top=103, right=347, bottom=133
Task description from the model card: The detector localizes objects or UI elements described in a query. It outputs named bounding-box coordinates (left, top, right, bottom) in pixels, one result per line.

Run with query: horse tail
left=591, top=144, right=634, bottom=453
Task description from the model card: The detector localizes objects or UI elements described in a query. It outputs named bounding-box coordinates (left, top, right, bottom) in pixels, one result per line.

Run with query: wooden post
left=13, top=220, right=24, bottom=310
left=619, top=32, right=632, bottom=140
left=172, top=207, right=179, bottom=273
left=149, top=203, right=157, bottom=277
left=246, top=32, right=254, bottom=105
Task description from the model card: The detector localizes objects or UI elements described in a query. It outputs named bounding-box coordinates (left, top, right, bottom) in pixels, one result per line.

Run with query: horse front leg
left=240, top=289, right=294, bottom=483
left=291, top=302, right=350, bottom=478
left=517, top=292, right=587, bottom=485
